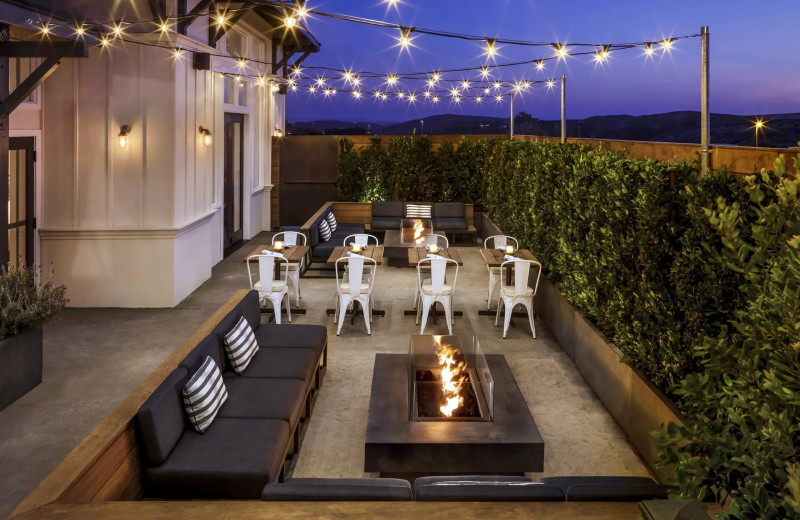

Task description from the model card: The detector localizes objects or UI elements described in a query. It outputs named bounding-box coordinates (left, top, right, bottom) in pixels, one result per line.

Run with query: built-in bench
left=300, top=202, right=366, bottom=267
left=135, top=290, right=327, bottom=499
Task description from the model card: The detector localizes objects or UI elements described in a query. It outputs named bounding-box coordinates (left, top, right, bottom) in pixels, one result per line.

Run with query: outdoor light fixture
left=199, top=126, right=212, bottom=146
left=118, top=125, right=131, bottom=149
left=284, top=14, right=298, bottom=28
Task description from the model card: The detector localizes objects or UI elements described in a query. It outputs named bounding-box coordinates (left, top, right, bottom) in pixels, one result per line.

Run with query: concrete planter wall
left=0, top=326, right=43, bottom=411
left=479, top=212, right=684, bottom=483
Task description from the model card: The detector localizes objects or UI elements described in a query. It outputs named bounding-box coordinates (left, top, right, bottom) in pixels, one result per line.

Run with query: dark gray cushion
left=262, top=478, right=412, bottom=501
left=434, top=217, right=469, bottom=231
left=434, top=202, right=464, bottom=218
left=233, top=347, right=318, bottom=383
left=211, top=308, right=245, bottom=349
left=145, top=417, right=289, bottom=499
left=219, top=376, right=306, bottom=426
left=371, top=216, right=401, bottom=230
left=136, top=368, right=190, bottom=466
left=311, top=239, right=339, bottom=260
left=372, top=201, right=403, bottom=218
left=236, top=290, right=262, bottom=331
left=335, top=222, right=366, bottom=233
left=565, top=483, right=669, bottom=502
left=415, top=480, right=564, bottom=502
left=179, top=333, right=226, bottom=375
left=415, top=476, right=532, bottom=486
left=254, top=323, right=326, bottom=356
left=540, top=476, right=658, bottom=488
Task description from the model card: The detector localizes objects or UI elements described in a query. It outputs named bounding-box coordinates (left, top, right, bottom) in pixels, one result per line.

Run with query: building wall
left=28, top=24, right=282, bottom=307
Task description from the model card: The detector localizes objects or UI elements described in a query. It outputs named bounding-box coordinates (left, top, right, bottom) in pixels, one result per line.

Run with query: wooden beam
left=0, top=56, right=62, bottom=119
left=0, top=41, right=88, bottom=58
left=177, top=0, right=214, bottom=34
left=287, top=50, right=311, bottom=75
left=271, top=49, right=295, bottom=76
left=146, top=0, right=166, bottom=20
left=0, top=24, right=9, bottom=267
left=208, top=2, right=255, bottom=46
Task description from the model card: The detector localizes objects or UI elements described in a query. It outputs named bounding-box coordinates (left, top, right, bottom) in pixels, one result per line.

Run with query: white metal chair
left=495, top=259, right=542, bottom=338
left=343, top=233, right=380, bottom=247
left=416, top=257, right=459, bottom=335
left=484, top=235, right=519, bottom=309
left=272, top=231, right=307, bottom=307
left=412, top=234, right=450, bottom=310
left=334, top=255, right=377, bottom=336
left=247, top=254, right=291, bottom=324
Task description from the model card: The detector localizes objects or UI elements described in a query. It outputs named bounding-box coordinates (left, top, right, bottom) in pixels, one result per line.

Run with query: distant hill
left=289, top=111, right=800, bottom=148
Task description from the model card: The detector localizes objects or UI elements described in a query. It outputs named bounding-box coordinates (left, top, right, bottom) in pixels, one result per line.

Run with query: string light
left=75, top=25, right=85, bottom=37
left=644, top=43, right=654, bottom=56
left=292, top=65, right=302, bottom=76
left=461, top=79, right=470, bottom=89
left=309, top=85, right=317, bottom=93
left=39, top=22, right=50, bottom=35
left=296, top=5, right=309, bottom=19
left=284, top=14, right=298, bottom=28
left=159, top=21, right=169, bottom=34
left=408, top=93, right=417, bottom=102
left=112, top=22, right=123, bottom=38
left=397, top=91, right=405, bottom=99
left=374, top=91, right=382, bottom=99
left=386, top=74, right=398, bottom=86
left=661, top=38, right=674, bottom=51
left=483, top=87, right=490, bottom=94
left=546, top=79, right=555, bottom=88
left=172, top=48, right=182, bottom=60
left=215, top=13, right=227, bottom=28
left=398, top=26, right=413, bottom=49
left=495, top=95, right=503, bottom=102
left=352, top=76, right=361, bottom=86
left=480, top=66, right=490, bottom=79
left=423, top=90, right=431, bottom=98
left=554, top=43, right=569, bottom=58
left=381, top=92, right=388, bottom=100
left=353, top=90, right=362, bottom=99
left=432, top=96, right=440, bottom=103
left=237, top=57, right=246, bottom=69
left=475, top=96, right=482, bottom=103
left=594, top=45, right=610, bottom=63
left=100, top=36, right=110, bottom=47
left=485, top=38, right=497, bottom=58
left=316, top=77, right=326, bottom=87
left=535, top=60, right=544, bottom=70
left=493, top=81, right=501, bottom=90
left=343, top=70, right=353, bottom=83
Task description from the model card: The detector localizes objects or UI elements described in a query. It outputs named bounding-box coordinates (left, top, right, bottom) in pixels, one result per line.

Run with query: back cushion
left=212, top=308, right=245, bottom=350
left=237, top=290, right=262, bottom=330
left=405, top=203, right=432, bottom=219
left=434, top=202, right=464, bottom=218
left=136, top=367, right=190, bottom=466
left=372, top=201, right=403, bottom=217
left=179, top=333, right=226, bottom=375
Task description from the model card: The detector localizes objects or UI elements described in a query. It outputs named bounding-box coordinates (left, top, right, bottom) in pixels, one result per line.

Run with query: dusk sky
left=286, top=0, right=800, bottom=123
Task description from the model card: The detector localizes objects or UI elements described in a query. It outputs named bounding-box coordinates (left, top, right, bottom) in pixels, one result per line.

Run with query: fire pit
left=365, top=335, right=544, bottom=478
left=401, top=218, right=432, bottom=245
left=409, top=335, right=493, bottom=422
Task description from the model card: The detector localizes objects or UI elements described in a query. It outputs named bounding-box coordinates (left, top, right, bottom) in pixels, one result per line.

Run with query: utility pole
left=700, top=26, right=710, bottom=174
left=510, top=91, right=514, bottom=140
left=560, top=74, right=566, bottom=143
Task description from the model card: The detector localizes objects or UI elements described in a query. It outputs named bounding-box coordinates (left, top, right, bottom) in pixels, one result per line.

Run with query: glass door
left=8, top=137, right=35, bottom=268
left=223, top=113, right=244, bottom=252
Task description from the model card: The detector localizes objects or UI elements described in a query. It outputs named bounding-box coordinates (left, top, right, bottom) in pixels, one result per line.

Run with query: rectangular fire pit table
left=365, top=352, right=544, bottom=477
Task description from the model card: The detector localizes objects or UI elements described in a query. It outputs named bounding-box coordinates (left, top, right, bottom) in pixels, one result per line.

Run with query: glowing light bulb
left=483, top=87, right=490, bottom=95
left=296, top=6, right=309, bottom=19
left=480, top=66, right=490, bottom=79
left=513, top=83, right=522, bottom=93
left=450, top=88, right=459, bottom=97
left=397, top=91, right=405, bottom=99
left=432, top=96, right=440, bottom=103
left=432, top=71, right=440, bottom=82
left=554, top=43, right=568, bottom=58
left=309, top=85, right=317, bottom=93
left=285, top=15, right=297, bottom=28
left=381, top=93, right=388, bottom=100
left=75, top=25, right=85, bottom=36
left=292, top=66, right=302, bottom=76
left=290, top=84, right=297, bottom=92
left=644, top=43, right=655, bottom=56
left=172, top=48, right=182, bottom=60
left=408, top=93, right=417, bottom=102
left=661, top=38, right=673, bottom=51
left=493, top=81, right=501, bottom=90
left=316, top=77, right=326, bottom=87
left=427, top=78, right=436, bottom=87
left=398, top=27, right=413, bottom=49
left=374, top=91, right=382, bottom=99
left=343, top=70, right=353, bottom=82
left=485, top=38, right=498, bottom=58
left=257, top=76, right=266, bottom=87
left=386, top=74, right=398, bottom=86
left=595, top=45, right=610, bottom=63
left=112, top=23, right=123, bottom=37
left=461, top=80, right=470, bottom=89
left=237, top=57, right=246, bottom=69
left=100, top=36, right=110, bottom=47
left=215, top=14, right=227, bottom=28
left=475, top=96, right=482, bottom=103
left=352, top=76, right=361, bottom=86
left=40, top=23, right=50, bottom=35
left=159, top=22, right=169, bottom=33
left=495, top=95, right=503, bottom=102
left=546, top=79, right=555, bottom=88
left=353, top=91, right=362, bottom=99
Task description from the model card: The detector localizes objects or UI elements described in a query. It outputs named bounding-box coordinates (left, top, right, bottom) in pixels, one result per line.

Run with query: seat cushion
left=564, top=483, right=669, bottom=501
left=502, top=285, right=534, bottom=298
left=311, top=240, right=339, bottom=260
left=371, top=216, right=402, bottom=230
left=422, top=282, right=453, bottom=295
left=233, top=347, right=318, bottom=383
left=339, top=281, right=370, bottom=293
left=433, top=202, right=465, bottom=218
left=434, top=217, right=469, bottom=231
left=253, top=324, right=326, bottom=356
left=414, top=479, right=564, bottom=502
left=254, top=280, right=287, bottom=292
left=335, top=223, right=366, bottom=233
left=262, top=478, right=412, bottom=501
left=145, top=417, right=290, bottom=499
left=136, top=368, right=190, bottom=466
left=540, top=476, right=658, bottom=488
left=415, top=476, right=532, bottom=486
left=219, top=376, right=307, bottom=426
left=372, top=201, right=404, bottom=218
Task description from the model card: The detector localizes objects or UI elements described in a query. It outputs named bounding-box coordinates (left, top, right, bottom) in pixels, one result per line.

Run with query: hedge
left=337, top=135, right=800, bottom=519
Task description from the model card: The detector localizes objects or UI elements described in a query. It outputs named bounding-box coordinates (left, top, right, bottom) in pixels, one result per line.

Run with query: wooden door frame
left=8, top=135, right=35, bottom=267
left=223, top=112, right=244, bottom=252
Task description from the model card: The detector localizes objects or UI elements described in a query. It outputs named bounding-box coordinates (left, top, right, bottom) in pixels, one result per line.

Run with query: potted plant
left=0, top=264, right=68, bottom=411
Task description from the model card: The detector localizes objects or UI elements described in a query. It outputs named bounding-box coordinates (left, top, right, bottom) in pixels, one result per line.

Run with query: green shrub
left=0, top=265, right=68, bottom=341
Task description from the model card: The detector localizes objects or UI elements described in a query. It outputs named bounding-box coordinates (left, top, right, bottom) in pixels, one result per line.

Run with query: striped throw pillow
left=223, top=315, right=259, bottom=374
left=326, top=212, right=338, bottom=232
left=406, top=203, right=432, bottom=218
left=182, top=356, right=227, bottom=433
left=319, top=219, right=332, bottom=242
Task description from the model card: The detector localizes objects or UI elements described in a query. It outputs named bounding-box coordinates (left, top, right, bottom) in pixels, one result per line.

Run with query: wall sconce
left=118, top=125, right=131, bottom=149
left=199, top=126, right=212, bottom=146
left=274, top=127, right=283, bottom=138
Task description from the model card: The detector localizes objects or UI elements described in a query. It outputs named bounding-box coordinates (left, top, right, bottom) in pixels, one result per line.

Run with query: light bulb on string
left=461, top=80, right=470, bottom=90
left=309, top=85, right=317, bottom=93
left=450, top=88, right=460, bottom=97
left=423, top=90, right=431, bottom=98
left=536, top=60, right=545, bottom=71
left=408, top=93, right=417, bottom=103
left=100, top=36, right=110, bottom=47
left=343, top=70, right=353, bottom=83
left=553, top=43, right=569, bottom=59
left=296, top=5, right=309, bottom=19
left=594, top=45, right=610, bottom=63
left=427, top=77, right=436, bottom=88
left=237, top=57, right=246, bottom=70
left=374, top=91, right=382, bottom=99
left=112, top=22, right=123, bottom=38
left=172, top=48, right=182, bottom=61
left=39, top=22, right=50, bottom=35
left=484, top=38, right=498, bottom=58
left=495, top=95, right=503, bottom=102
left=397, top=91, right=405, bottom=99
left=316, top=77, right=326, bottom=87
left=353, top=91, right=362, bottom=99
left=546, top=79, right=555, bottom=88
left=480, top=66, right=490, bottom=79
left=215, top=13, right=227, bottom=28
left=386, top=74, right=398, bottom=87
left=351, top=76, right=361, bottom=87
left=398, top=26, right=413, bottom=50
left=432, top=96, right=440, bottom=104
left=475, top=96, right=482, bottom=103
left=284, top=14, right=298, bottom=28
left=493, top=81, right=501, bottom=90
left=75, top=24, right=85, bottom=37
left=381, top=92, right=388, bottom=100
left=291, top=65, right=302, bottom=76
left=483, top=87, right=490, bottom=95
left=661, top=38, right=673, bottom=52
left=159, top=21, right=169, bottom=34
left=644, top=43, right=654, bottom=56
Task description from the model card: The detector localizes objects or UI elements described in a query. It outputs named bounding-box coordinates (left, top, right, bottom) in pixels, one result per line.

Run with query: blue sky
left=286, top=0, right=800, bottom=123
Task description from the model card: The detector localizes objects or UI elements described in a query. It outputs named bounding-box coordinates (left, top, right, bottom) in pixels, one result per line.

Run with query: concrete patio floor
left=0, top=231, right=652, bottom=516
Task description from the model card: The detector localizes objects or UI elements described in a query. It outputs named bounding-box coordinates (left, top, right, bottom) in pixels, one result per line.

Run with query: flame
left=413, top=219, right=425, bottom=244
left=434, top=337, right=468, bottom=417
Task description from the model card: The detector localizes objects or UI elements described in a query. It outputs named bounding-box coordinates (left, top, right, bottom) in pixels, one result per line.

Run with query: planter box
left=0, top=326, right=43, bottom=411
left=534, top=277, right=684, bottom=483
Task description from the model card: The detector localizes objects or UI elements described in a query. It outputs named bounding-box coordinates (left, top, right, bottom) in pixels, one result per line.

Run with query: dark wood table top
left=243, top=244, right=308, bottom=263
left=479, top=248, right=539, bottom=267
left=326, top=245, right=384, bottom=265
left=407, top=247, right=464, bottom=266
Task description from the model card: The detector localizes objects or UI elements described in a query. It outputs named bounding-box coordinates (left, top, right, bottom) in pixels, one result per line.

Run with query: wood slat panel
left=91, top=444, right=142, bottom=502
left=59, top=428, right=138, bottom=502
left=9, top=290, right=252, bottom=518
left=408, top=247, right=464, bottom=266
left=14, top=500, right=643, bottom=520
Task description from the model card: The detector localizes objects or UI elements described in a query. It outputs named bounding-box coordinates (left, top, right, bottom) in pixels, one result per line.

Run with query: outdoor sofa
left=370, top=201, right=471, bottom=236
left=135, top=290, right=327, bottom=499
left=304, top=202, right=366, bottom=264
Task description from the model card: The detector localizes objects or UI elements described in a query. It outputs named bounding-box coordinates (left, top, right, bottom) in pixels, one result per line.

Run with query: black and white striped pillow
left=319, top=219, right=332, bottom=242
left=406, top=203, right=432, bottom=218
left=326, top=212, right=338, bottom=232
left=223, top=315, right=259, bottom=374
left=182, top=356, right=227, bottom=433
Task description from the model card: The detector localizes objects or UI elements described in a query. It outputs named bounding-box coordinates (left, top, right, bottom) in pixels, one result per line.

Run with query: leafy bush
left=656, top=153, right=800, bottom=519
left=0, top=265, right=68, bottom=341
